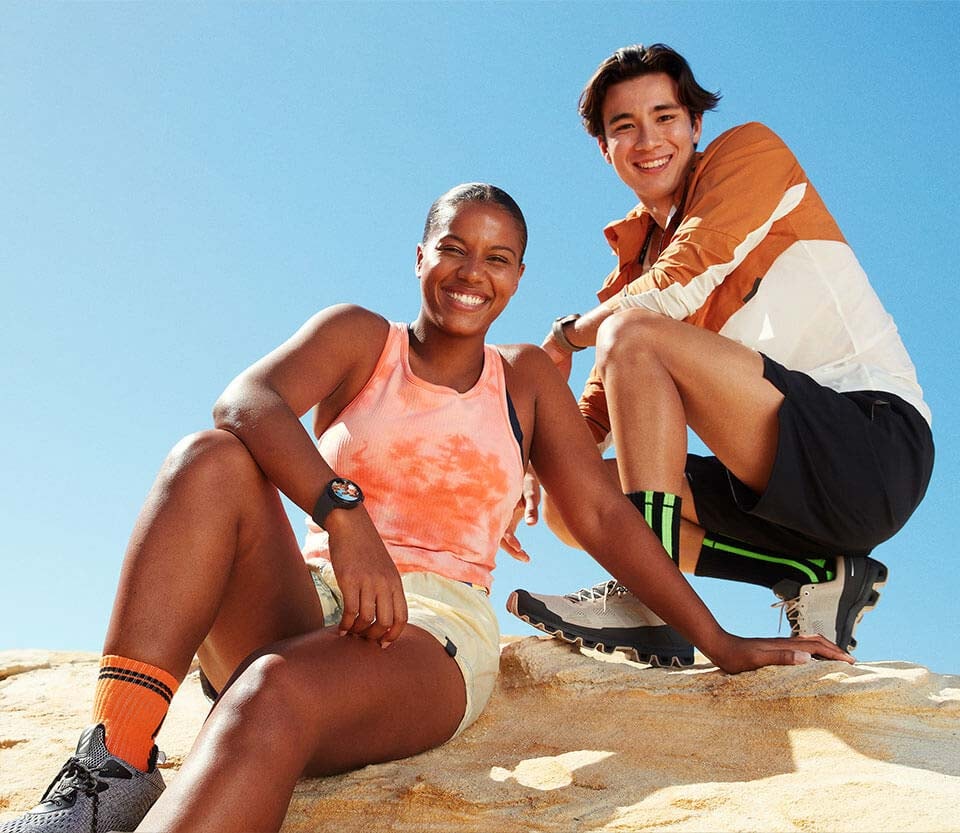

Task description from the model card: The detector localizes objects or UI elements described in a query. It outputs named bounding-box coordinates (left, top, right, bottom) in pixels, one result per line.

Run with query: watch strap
left=551, top=314, right=587, bottom=352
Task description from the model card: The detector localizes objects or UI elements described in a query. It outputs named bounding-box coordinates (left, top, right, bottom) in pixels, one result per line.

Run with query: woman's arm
left=212, top=305, right=407, bottom=647
left=518, top=346, right=852, bottom=673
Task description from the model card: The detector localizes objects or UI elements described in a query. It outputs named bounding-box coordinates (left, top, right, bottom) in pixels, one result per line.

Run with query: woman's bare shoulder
left=494, top=342, right=553, bottom=376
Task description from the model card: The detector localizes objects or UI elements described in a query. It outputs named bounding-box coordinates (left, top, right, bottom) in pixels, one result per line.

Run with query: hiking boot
left=772, top=555, right=888, bottom=652
left=0, top=724, right=165, bottom=833
left=507, top=580, right=695, bottom=667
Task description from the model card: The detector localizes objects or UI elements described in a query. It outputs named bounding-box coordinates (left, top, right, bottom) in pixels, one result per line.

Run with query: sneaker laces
left=40, top=757, right=102, bottom=833
left=770, top=595, right=801, bottom=636
left=564, top=579, right=628, bottom=609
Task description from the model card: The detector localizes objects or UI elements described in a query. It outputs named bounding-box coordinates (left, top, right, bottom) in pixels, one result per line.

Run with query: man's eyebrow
left=607, top=102, right=681, bottom=125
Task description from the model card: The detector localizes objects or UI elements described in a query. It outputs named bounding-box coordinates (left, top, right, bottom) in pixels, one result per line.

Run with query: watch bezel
left=311, top=477, right=364, bottom=527
left=329, top=478, right=363, bottom=505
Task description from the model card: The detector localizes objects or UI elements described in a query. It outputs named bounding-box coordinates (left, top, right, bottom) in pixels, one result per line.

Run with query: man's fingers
left=523, top=496, right=539, bottom=525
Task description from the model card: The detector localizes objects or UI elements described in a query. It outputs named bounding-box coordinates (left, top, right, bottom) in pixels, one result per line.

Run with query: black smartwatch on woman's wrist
left=311, top=478, right=364, bottom=527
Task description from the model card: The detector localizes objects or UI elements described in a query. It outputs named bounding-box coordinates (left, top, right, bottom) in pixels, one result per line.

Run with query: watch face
left=330, top=479, right=362, bottom=504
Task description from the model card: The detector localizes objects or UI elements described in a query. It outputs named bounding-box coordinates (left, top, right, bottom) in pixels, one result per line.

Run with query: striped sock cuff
left=93, top=655, right=179, bottom=771
left=626, top=490, right=682, bottom=565
left=97, top=658, right=177, bottom=703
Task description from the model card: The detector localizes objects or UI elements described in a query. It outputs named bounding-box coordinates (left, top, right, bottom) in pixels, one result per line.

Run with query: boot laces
left=771, top=595, right=801, bottom=636
left=564, top=579, right=628, bottom=610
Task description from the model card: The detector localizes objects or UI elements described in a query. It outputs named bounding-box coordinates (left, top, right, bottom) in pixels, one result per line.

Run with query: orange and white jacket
left=580, top=122, right=930, bottom=444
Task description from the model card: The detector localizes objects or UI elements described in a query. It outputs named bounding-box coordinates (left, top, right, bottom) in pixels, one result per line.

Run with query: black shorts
left=687, top=354, right=934, bottom=557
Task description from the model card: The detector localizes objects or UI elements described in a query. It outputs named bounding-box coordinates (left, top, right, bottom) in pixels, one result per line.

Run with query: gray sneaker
left=772, top=555, right=888, bottom=651
left=0, top=724, right=165, bottom=833
left=507, top=580, right=695, bottom=667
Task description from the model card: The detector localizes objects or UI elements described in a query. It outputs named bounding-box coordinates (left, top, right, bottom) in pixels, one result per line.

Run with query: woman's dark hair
left=422, top=183, right=527, bottom=259
left=579, top=44, right=721, bottom=139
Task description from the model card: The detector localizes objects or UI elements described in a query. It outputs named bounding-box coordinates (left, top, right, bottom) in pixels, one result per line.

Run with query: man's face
left=598, top=73, right=702, bottom=222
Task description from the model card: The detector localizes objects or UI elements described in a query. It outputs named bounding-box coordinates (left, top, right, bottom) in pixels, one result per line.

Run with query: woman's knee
left=595, top=309, right=670, bottom=376
left=221, top=651, right=311, bottom=734
left=162, top=429, right=259, bottom=491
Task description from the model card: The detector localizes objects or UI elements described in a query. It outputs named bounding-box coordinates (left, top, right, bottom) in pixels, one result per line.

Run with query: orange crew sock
left=92, top=654, right=179, bottom=771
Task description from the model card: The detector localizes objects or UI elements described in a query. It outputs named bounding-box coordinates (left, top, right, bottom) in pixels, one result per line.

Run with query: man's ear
left=597, top=135, right=612, bottom=164
left=415, top=243, right=424, bottom=277
left=691, top=113, right=703, bottom=148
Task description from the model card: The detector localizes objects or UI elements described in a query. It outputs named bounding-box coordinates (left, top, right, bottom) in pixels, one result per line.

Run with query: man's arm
left=520, top=346, right=852, bottom=673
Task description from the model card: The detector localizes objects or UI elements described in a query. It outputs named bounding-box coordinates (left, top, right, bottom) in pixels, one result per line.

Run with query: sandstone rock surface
left=2, top=639, right=959, bottom=831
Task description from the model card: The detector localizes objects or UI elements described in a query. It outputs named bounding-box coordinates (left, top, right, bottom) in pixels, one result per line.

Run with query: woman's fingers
left=338, top=574, right=408, bottom=647
left=380, top=586, right=408, bottom=649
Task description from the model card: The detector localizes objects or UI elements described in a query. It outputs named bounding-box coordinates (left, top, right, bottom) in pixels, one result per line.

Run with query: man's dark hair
left=579, top=44, right=721, bottom=139
left=422, top=183, right=527, bottom=259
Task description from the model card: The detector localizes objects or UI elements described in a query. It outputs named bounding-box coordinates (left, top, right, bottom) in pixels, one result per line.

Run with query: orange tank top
left=303, top=322, right=524, bottom=589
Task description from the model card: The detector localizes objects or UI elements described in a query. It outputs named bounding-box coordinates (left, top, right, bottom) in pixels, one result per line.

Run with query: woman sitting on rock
left=1, top=183, right=851, bottom=833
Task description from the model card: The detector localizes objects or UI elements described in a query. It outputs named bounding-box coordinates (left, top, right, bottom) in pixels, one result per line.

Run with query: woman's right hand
left=324, top=508, right=408, bottom=648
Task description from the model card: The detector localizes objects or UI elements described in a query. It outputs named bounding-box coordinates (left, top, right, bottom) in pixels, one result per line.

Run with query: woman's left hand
left=707, top=632, right=854, bottom=674
left=325, top=508, right=408, bottom=648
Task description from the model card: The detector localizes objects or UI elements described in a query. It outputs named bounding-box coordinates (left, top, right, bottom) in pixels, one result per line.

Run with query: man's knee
left=595, top=308, right=669, bottom=376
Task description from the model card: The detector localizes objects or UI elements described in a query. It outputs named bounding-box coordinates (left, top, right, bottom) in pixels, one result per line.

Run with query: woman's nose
left=459, top=255, right=483, bottom=280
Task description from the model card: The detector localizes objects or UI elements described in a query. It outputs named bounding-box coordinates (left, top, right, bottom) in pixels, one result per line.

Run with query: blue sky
left=2, top=1, right=958, bottom=674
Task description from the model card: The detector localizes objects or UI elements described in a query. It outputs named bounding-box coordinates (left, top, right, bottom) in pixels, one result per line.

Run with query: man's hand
left=325, top=508, right=408, bottom=648
left=540, top=332, right=573, bottom=381
left=499, top=469, right=541, bottom=562
left=707, top=632, right=854, bottom=674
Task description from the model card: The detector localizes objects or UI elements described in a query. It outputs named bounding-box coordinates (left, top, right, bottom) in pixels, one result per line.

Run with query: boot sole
left=839, top=558, right=888, bottom=651
left=507, top=590, right=695, bottom=668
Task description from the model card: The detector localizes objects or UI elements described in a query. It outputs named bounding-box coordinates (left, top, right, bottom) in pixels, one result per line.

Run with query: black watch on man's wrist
left=552, top=314, right=587, bottom=352
left=311, top=478, right=364, bottom=527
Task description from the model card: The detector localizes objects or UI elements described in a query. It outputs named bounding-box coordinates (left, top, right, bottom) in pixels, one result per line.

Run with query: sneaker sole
left=837, top=557, right=888, bottom=651
left=507, top=590, right=695, bottom=668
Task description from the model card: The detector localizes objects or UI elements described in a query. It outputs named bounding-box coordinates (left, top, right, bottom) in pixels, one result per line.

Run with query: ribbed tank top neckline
left=396, top=322, right=498, bottom=399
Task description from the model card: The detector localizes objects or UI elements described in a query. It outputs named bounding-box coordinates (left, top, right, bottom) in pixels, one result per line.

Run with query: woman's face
left=416, top=201, right=525, bottom=338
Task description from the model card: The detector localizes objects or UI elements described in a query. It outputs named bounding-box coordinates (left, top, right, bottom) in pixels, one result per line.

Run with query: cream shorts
left=308, top=560, right=500, bottom=737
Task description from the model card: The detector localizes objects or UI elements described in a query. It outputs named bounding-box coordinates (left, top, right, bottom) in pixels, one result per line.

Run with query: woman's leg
left=138, top=624, right=467, bottom=833
left=0, top=429, right=329, bottom=833
left=104, top=428, right=324, bottom=687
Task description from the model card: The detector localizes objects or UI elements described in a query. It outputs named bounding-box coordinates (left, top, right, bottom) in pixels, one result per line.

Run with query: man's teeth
left=638, top=157, right=669, bottom=169
left=449, top=291, right=485, bottom=306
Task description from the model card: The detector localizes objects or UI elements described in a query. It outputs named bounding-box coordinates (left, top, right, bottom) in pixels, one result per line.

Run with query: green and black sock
left=695, top=532, right=835, bottom=589
left=626, top=490, right=682, bottom=566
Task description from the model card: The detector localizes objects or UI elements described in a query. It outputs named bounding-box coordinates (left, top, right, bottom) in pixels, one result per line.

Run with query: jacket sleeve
left=617, top=123, right=808, bottom=319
